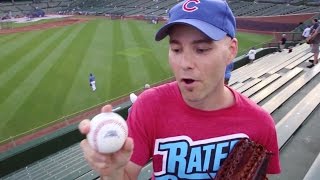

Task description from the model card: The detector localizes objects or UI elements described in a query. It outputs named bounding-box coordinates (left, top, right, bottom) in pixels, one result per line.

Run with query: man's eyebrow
left=192, top=39, right=213, bottom=44
left=169, top=39, right=179, bottom=44
left=169, top=39, right=213, bottom=44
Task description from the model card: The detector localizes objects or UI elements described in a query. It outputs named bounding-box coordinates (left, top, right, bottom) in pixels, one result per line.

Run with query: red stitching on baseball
left=92, top=117, right=127, bottom=152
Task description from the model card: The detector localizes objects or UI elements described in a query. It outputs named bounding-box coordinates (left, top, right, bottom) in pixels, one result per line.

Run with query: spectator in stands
left=301, top=25, right=311, bottom=46
left=144, top=83, right=151, bottom=90
left=279, top=34, right=287, bottom=52
left=128, top=93, right=138, bottom=114
left=302, top=25, right=311, bottom=40
left=310, top=18, right=319, bottom=35
left=247, top=47, right=257, bottom=63
left=298, top=22, right=306, bottom=32
left=78, top=1, right=281, bottom=179
left=224, top=61, right=234, bottom=85
left=306, top=24, right=320, bottom=68
left=89, top=73, right=96, bottom=91
left=128, top=84, right=150, bottom=114
left=130, top=93, right=138, bottom=104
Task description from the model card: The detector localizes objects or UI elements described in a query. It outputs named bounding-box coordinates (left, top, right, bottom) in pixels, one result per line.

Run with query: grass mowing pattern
left=10, top=18, right=64, bottom=28
left=0, top=18, right=272, bottom=141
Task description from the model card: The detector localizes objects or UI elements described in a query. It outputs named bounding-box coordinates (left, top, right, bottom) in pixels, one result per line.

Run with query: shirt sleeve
left=247, top=101, right=281, bottom=174
left=262, top=114, right=281, bottom=174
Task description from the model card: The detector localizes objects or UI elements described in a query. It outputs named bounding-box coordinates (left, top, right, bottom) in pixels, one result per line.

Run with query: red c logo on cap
left=183, top=0, right=200, bottom=12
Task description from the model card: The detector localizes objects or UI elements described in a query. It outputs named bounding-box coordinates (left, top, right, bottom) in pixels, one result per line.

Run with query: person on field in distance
left=78, top=0, right=281, bottom=179
left=89, top=73, right=96, bottom=91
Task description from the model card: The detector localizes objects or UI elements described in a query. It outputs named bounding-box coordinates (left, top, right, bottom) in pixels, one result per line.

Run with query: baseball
left=87, top=112, right=128, bottom=153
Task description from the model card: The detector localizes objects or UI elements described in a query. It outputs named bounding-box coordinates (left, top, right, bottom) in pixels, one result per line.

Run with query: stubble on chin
left=181, top=88, right=203, bottom=104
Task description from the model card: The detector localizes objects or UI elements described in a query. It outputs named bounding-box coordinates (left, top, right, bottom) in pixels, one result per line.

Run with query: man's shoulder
left=312, top=23, right=319, bottom=30
left=248, top=50, right=255, bottom=55
left=232, top=88, right=271, bottom=118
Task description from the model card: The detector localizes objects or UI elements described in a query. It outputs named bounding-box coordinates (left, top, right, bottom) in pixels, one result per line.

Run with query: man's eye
left=171, top=48, right=181, bottom=53
left=196, top=48, right=210, bottom=53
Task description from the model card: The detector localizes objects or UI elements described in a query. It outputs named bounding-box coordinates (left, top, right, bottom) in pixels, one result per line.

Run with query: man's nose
left=179, top=52, right=194, bottom=70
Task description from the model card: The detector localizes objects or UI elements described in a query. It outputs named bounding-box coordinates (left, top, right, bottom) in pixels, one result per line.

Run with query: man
left=279, top=34, right=286, bottom=52
left=310, top=19, right=319, bottom=35
left=89, top=73, right=96, bottom=91
left=307, top=19, right=320, bottom=68
left=302, top=25, right=311, bottom=40
left=301, top=25, right=311, bottom=46
left=128, top=84, right=151, bottom=113
left=127, top=93, right=138, bottom=114
left=247, top=47, right=256, bottom=63
left=144, top=83, right=151, bottom=89
left=79, top=0, right=281, bottom=179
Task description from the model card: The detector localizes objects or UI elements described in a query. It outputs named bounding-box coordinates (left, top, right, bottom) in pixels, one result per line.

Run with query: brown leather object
left=214, top=138, right=271, bottom=180
left=306, top=39, right=314, bottom=44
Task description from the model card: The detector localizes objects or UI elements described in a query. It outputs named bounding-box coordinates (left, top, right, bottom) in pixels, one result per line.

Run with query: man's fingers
left=79, top=119, right=90, bottom=134
left=80, top=104, right=114, bottom=134
left=122, top=137, right=134, bottom=154
left=80, top=139, right=108, bottom=162
left=101, top=104, right=113, bottom=113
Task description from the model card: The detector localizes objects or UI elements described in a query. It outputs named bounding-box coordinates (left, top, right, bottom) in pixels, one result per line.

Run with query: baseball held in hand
left=87, top=112, right=128, bottom=153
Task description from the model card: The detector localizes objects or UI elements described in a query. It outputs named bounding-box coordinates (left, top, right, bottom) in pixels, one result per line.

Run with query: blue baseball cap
left=155, top=0, right=236, bottom=41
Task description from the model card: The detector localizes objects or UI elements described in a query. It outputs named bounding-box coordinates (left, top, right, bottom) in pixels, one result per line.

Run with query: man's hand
left=306, top=36, right=313, bottom=44
left=79, top=105, right=134, bottom=179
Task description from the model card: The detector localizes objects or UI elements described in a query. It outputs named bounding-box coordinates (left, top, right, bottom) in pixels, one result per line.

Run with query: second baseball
left=87, top=112, right=128, bottom=153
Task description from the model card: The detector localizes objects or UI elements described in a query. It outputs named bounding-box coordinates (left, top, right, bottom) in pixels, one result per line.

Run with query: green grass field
left=0, top=18, right=272, bottom=142
left=10, top=18, right=63, bottom=28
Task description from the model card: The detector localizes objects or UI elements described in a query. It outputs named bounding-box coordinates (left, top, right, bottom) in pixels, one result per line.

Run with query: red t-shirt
left=127, top=82, right=280, bottom=179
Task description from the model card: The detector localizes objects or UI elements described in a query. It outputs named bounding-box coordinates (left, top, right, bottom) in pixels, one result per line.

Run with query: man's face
left=168, top=25, right=238, bottom=107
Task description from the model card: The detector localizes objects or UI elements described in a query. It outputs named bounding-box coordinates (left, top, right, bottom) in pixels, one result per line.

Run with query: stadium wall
left=237, top=13, right=316, bottom=24
left=236, top=13, right=318, bottom=33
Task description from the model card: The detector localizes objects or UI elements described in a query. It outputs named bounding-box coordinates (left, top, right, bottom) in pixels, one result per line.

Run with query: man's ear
left=227, top=38, right=238, bottom=64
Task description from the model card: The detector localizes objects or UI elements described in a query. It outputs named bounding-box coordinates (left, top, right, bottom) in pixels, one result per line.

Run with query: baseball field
left=0, top=18, right=273, bottom=142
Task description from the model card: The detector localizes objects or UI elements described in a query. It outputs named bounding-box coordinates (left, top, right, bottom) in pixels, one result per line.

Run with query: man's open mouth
left=182, top=78, right=195, bottom=84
